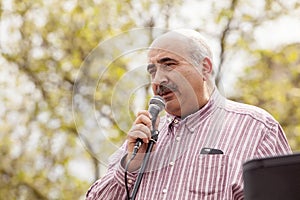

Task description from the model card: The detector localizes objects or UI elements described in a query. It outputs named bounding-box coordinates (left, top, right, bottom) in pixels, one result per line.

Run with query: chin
left=165, top=101, right=181, bottom=116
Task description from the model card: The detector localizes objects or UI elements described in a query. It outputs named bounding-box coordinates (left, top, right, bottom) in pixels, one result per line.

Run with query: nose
left=151, top=68, right=168, bottom=94
left=152, top=67, right=168, bottom=84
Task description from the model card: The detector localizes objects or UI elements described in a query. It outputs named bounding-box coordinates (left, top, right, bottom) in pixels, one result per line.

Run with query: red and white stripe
left=86, top=90, right=292, bottom=200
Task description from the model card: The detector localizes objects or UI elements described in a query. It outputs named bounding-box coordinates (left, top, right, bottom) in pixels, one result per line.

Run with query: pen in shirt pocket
left=200, top=147, right=224, bottom=155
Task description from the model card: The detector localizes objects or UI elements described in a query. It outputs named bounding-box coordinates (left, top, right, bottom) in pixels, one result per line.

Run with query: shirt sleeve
left=232, top=121, right=292, bottom=200
left=85, top=142, right=138, bottom=200
left=256, top=123, right=292, bottom=157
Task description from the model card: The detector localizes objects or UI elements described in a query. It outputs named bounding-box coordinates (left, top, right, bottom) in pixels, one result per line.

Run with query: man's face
left=147, top=34, right=207, bottom=118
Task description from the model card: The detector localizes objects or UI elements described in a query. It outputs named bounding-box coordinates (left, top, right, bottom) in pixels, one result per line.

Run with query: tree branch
left=216, top=0, right=238, bottom=87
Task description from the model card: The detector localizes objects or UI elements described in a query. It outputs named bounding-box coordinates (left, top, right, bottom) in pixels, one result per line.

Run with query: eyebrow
left=147, top=57, right=179, bottom=72
left=157, top=57, right=178, bottom=64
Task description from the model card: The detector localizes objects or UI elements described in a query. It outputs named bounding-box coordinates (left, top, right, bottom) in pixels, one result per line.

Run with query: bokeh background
left=1, top=0, right=300, bottom=199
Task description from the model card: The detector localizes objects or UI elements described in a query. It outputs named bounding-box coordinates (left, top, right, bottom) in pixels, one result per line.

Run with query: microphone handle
left=133, top=138, right=143, bottom=154
left=130, top=129, right=158, bottom=200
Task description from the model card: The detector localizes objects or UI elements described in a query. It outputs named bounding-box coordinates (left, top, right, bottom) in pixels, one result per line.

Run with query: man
left=86, top=29, right=292, bottom=199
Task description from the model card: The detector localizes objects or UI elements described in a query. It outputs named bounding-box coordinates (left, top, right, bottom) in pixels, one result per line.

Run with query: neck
left=180, top=82, right=215, bottom=119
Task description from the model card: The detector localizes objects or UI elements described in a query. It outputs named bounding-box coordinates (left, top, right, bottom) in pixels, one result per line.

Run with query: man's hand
left=124, top=110, right=159, bottom=171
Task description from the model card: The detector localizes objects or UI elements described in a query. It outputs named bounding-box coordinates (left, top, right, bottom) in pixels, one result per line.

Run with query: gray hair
left=172, top=29, right=216, bottom=78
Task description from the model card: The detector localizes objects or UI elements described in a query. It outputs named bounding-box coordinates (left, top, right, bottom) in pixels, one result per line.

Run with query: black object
left=243, top=153, right=300, bottom=200
left=200, top=147, right=224, bottom=155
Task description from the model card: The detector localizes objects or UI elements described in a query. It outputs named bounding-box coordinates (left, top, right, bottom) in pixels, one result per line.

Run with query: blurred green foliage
left=0, top=0, right=181, bottom=199
left=233, top=44, right=300, bottom=150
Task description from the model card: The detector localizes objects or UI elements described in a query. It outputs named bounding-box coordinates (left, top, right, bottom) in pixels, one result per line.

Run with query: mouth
left=156, top=84, right=177, bottom=101
left=161, top=92, right=174, bottom=101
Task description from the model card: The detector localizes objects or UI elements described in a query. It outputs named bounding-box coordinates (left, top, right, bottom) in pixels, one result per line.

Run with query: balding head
left=150, top=29, right=215, bottom=78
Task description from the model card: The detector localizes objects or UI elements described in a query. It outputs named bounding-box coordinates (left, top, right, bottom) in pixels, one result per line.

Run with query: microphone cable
left=124, top=139, right=142, bottom=200
left=124, top=95, right=165, bottom=200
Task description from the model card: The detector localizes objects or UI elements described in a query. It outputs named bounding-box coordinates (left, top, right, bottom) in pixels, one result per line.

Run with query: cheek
left=151, top=84, right=157, bottom=94
left=180, top=71, right=203, bottom=89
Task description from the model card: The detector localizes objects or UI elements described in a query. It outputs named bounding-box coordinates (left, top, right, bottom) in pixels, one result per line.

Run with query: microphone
left=134, top=95, right=165, bottom=152
left=148, top=95, right=165, bottom=128
left=128, top=96, right=165, bottom=199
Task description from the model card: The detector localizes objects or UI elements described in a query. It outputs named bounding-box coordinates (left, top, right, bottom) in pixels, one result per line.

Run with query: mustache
left=157, top=83, right=177, bottom=96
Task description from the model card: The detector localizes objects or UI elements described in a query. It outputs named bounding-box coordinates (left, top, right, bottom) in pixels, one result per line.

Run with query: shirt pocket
left=185, top=154, right=230, bottom=199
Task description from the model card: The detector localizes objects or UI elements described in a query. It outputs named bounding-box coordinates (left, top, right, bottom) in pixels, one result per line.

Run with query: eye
left=147, top=64, right=156, bottom=77
left=162, top=62, right=176, bottom=71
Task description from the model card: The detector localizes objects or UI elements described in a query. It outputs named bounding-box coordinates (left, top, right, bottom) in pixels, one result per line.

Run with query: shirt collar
left=164, top=89, right=226, bottom=131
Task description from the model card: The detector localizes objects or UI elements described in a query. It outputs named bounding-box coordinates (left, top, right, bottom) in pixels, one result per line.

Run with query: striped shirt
left=86, top=89, right=292, bottom=200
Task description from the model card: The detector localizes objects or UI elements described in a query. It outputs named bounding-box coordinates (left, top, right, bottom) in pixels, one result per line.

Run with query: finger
left=128, top=131, right=149, bottom=144
left=134, top=113, right=152, bottom=128
left=136, top=110, right=151, bottom=118
left=128, top=124, right=151, bottom=138
left=128, top=124, right=151, bottom=143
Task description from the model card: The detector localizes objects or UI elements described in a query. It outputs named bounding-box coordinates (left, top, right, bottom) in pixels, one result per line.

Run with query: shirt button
left=128, top=179, right=133, bottom=184
left=189, top=128, right=195, bottom=133
left=176, top=136, right=180, bottom=141
left=162, top=188, right=167, bottom=194
left=174, top=119, right=179, bottom=124
left=169, top=161, right=174, bottom=166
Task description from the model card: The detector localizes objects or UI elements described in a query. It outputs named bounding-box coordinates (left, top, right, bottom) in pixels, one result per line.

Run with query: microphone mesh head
left=149, top=95, right=165, bottom=112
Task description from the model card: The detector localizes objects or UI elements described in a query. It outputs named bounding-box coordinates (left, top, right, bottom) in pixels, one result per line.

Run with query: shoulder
left=222, top=98, right=279, bottom=130
left=213, top=90, right=279, bottom=129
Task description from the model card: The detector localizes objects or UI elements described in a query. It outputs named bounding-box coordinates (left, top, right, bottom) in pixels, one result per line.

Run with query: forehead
left=148, top=33, right=191, bottom=63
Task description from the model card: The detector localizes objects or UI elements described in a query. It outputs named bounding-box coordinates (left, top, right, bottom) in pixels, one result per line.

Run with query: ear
left=202, top=57, right=213, bottom=75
